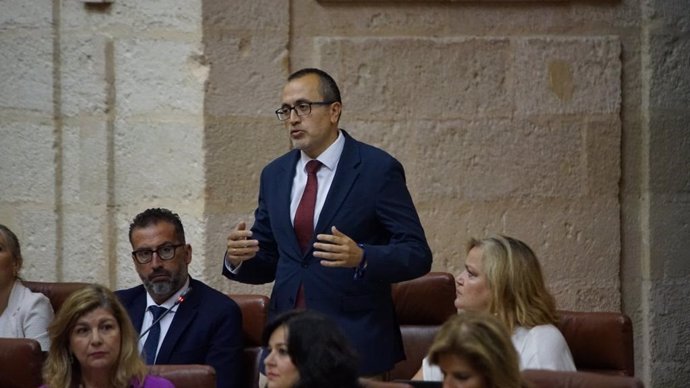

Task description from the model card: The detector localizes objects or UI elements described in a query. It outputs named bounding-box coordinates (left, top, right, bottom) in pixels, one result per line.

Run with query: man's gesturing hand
left=225, top=221, right=259, bottom=267
left=313, top=226, right=364, bottom=268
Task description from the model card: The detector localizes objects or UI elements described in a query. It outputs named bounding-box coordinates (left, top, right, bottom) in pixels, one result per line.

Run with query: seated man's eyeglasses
left=275, top=101, right=335, bottom=121
left=132, top=243, right=185, bottom=264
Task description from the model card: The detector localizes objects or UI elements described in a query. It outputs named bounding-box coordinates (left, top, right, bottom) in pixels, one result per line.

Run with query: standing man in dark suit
left=117, top=208, right=244, bottom=388
left=222, top=68, right=432, bottom=377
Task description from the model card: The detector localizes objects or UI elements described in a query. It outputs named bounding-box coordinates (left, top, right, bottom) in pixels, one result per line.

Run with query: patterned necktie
left=293, top=160, right=322, bottom=308
left=294, top=160, right=322, bottom=253
left=142, top=305, right=167, bottom=364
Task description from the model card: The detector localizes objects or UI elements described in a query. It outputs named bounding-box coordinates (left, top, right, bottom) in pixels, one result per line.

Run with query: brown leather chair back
left=557, top=310, right=635, bottom=376
left=360, top=378, right=414, bottom=388
left=148, top=364, right=216, bottom=388
left=387, top=272, right=636, bottom=380
left=229, top=293, right=270, bottom=388
left=523, top=369, right=644, bottom=388
left=389, top=272, right=456, bottom=380
left=0, top=338, right=45, bottom=388
left=23, top=280, right=90, bottom=313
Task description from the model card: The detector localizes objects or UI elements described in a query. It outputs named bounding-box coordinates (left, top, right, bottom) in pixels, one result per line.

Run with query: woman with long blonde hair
left=428, top=312, right=530, bottom=388
left=41, top=284, right=173, bottom=388
left=416, top=235, right=575, bottom=381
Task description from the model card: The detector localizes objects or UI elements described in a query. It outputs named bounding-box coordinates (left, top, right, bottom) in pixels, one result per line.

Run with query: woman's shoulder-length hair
left=428, top=312, right=526, bottom=388
left=43, top=283, right=147, bottom=388
left=468, top=234, right=558, bottom=331
left=263, top=310, right=360, bottom=388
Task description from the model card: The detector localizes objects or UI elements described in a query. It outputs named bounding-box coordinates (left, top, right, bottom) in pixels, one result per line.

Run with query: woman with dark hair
left=0, top=224, right=54, bottom=350
left=262, top=310, right=360, bottom=388
left=41, top=284, right=173, bottom=388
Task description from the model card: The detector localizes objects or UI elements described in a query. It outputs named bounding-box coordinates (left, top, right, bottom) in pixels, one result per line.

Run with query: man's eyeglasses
left=275, top=101, right=335, bottom=121
left=132, top=243, right=185, bottom=264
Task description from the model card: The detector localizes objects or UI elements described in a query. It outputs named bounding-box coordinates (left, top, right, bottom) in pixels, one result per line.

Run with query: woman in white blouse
left=415, top=234, right=575, bottom=381
left=0, top=224, right=54, bottom=350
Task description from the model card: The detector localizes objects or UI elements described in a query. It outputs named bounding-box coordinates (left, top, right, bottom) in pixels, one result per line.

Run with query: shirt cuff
left=354, top=244, right=367, bottom=280
left=223, top=251, right=243, bottom=274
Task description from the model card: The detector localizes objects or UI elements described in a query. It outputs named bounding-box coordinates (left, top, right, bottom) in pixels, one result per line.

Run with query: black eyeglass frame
left=275, top=100, right=336, bottom=121
left=131, top=243, right=185, bottom=264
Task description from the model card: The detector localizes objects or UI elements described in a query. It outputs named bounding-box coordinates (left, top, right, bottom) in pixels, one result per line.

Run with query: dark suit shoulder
left=343, top=129, right=398, bottom=161
left=114, top=284, right=146, bottom=303
left=356, top=140, right=397, bottom=162
left=261, top=149, right=299, bottom=175
left=341, top=132, right=404, bottom=179
left=188, top=278, right=241, bottom=312
left=259, top=130, right=401, bottom=174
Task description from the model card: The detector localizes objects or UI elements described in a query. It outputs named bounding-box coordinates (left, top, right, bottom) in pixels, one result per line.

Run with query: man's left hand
left=313, top=226, right=363, bottom=268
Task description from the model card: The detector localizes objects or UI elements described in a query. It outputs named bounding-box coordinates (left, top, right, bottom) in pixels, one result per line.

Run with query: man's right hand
left=225, top=221, right=259, bottom=267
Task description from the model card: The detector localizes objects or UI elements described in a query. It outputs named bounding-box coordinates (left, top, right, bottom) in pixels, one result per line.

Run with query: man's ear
left=184, top=244, right=192, bottom=265
left=330, top=102, right=342, bottom=123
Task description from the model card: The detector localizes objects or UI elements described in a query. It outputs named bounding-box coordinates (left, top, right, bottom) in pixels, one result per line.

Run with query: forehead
left=0, top=231, right=15, bottom=257
left=281, top=74, right=322, bottom=103
left=131, top=221, right=177, bottom=242
left=77, top=307, right=116, bottom=324
left=438, top=353, right=479, bottom=374
left=269, top=325, right=289, bottom=344
left=465, top=247, right=484, bottom=267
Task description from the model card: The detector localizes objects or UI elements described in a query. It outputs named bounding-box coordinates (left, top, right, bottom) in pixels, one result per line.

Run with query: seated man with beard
left=116, top=208, right=244, bottom=388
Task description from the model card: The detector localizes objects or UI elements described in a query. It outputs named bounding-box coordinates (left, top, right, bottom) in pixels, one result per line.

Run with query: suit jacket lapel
left=154, top=280, right=199, bottom=364
left=275, top=151, right=304, bottom=258
left=316, top=132, right=361, bottom=234
left=130, top=288, right=147, bottom=333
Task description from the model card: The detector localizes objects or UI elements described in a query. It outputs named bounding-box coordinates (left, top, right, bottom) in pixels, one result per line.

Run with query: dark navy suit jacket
left=116, top=277, right=244, bottom=388
left=223, top=130, right=432, bottom=375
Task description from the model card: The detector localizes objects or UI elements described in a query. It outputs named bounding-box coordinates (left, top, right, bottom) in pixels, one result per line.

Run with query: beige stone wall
left=0, top=0, right=208, bottom=286
left=1, top=0, right=688, bottom=386
left=620, top=0, right=690, bottom=384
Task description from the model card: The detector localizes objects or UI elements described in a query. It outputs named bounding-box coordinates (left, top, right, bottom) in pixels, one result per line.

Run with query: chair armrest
left=148, top=364, right=216, bottom=388
left=557, top=310, right=635, bottom=376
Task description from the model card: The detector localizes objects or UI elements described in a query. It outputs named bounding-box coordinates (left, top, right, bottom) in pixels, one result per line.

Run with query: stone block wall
left=1, top=0, right=57, bottom=280
left=0, top=0, right=208, bottom=286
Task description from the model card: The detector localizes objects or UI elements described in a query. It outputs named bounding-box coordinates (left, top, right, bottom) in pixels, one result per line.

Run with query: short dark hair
left=128, top=208, right=185, bottom=244
left=288, top=68, right=342, bottom=104
left=262, top=310, right=359, bottom=388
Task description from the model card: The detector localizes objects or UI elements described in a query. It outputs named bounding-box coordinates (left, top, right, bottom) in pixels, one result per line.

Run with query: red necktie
left=293, top=160, right=322, bottom=308
left=294, top=160, right=322, bottom=253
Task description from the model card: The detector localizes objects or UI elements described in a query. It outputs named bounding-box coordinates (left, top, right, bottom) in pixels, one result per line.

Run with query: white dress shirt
left=137, top=277, right=191, bottom=362
left=421, top=323, right=576, bottom=380
left=289, top=130, right=345, bottom=226
left=225, top=130, right=345, bottom=274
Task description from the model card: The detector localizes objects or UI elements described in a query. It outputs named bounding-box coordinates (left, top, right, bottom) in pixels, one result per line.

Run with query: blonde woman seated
left=416, top=235, right=575, bottom=381
left=42, top=284, right=173, bottom=388
left=428, top=311, right=529, bottom=388
left=0, top=224, right=54, bottom=351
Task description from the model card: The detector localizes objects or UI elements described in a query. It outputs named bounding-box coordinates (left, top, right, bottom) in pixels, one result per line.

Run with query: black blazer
left=116, top=277, right=244, bottom=388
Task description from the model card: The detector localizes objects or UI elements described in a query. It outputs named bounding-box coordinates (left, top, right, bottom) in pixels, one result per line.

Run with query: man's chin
left=290, top=138, right=307, bottom=149
left=146, top=281, right=173, bottom=297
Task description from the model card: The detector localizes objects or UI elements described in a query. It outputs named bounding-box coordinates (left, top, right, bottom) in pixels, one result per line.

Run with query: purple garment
left=39, top=375, right=175, bottom=388
left=137, top=375, right=175, bottom=388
